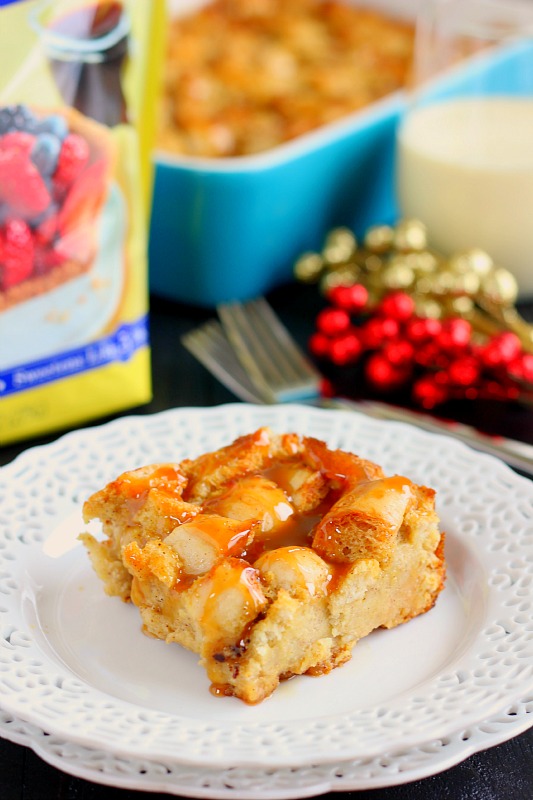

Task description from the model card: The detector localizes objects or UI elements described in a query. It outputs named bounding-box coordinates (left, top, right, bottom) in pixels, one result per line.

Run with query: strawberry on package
left=0, top=0, right=162, bottom=445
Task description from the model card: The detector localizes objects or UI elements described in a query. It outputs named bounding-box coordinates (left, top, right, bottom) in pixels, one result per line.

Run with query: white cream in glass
left=397, top=0, right=533, bottom=298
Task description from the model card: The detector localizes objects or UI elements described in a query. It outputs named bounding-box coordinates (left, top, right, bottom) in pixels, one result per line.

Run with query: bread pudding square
left=80, top=427, right=445, bottom=704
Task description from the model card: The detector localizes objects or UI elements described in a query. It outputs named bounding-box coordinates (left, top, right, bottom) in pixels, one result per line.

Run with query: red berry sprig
left=309, top=287, right=533, bottom=409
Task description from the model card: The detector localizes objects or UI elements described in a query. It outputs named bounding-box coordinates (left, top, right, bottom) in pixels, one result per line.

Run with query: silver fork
left=181, top=318, right=265, bottom=404
left=216, top=297, right=321, bottom=403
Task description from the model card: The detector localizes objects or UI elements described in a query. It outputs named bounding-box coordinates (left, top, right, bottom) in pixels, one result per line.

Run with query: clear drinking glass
left=396, top=0, right=533, bottom=298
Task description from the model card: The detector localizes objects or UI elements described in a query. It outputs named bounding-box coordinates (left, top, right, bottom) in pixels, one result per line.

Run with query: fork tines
left=181, top=319, right=265, bottom=404
left=217, top=297, right=321, bottom=403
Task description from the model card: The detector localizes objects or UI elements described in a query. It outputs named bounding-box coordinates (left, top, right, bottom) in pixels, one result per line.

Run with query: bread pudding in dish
left=159, top=0, right=414, bottom=157
left=80, top=427, right=445, bottom=704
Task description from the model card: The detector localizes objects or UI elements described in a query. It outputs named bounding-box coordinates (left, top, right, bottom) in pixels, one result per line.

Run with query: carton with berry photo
left=0, top=0, right=162, bottom=445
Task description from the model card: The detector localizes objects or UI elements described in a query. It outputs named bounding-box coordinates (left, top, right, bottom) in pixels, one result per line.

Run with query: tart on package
left=0, top=105, right=114, bottom=310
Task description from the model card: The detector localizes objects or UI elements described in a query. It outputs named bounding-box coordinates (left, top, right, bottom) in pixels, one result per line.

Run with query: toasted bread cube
left=312, top=476, right=413, bottom=565
left=255, top=546, right=331, bottom=599
left=165, top=514, right=254, bottom=575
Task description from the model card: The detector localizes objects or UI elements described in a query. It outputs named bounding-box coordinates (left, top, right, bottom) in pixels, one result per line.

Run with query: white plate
left=1, top=403, right=533, bottom=769
left=1, top=697, right=532, bottom=797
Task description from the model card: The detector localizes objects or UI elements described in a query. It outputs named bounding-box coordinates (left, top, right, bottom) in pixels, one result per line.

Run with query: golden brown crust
left=80, top=427, right=445, bottom=703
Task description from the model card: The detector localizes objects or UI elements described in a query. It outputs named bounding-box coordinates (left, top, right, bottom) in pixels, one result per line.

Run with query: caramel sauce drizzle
left=358, top=474, right=412, bottom=499
left=171, top=570, right=197, bottom=593
left=209, top=683, right=235, bottom=699
left=120, top=466, right=186, bottom=500
left=187, top=514, right=254, bottom=556
left=125, top=455, right=375, bottom=595
left=200, top=560, right=265, bottom=642
left=240, top=511, right=318, bottom=563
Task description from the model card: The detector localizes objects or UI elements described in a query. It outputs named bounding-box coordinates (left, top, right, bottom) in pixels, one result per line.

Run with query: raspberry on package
left=0, top=131, right=36, bottom=155
left=54, top=133, right=90, bottom=188
left=34, top=207, right=59, bottom=245
left=58, top=158, right=106, bottom=236
left=0, top=148, right=51, bottom=219
left=0, top=218, right=34, bottom=289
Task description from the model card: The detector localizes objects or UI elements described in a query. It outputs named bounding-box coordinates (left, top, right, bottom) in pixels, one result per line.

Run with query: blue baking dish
left=148, top=0, right=419, bottom=308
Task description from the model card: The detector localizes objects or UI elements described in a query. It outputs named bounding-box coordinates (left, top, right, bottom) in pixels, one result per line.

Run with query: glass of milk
left=396, top=0, right=533, bottom=298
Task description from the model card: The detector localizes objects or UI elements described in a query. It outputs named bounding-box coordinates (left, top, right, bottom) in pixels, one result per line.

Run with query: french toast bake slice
left=80, top=427, right=445, bottom=704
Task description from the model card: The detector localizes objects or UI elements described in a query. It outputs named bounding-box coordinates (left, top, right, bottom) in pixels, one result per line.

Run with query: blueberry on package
left=0, top=0, right=162, bottom=445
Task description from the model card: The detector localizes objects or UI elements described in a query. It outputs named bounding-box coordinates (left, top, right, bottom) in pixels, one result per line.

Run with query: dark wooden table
left=1, top=285, right=532, bottom=799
